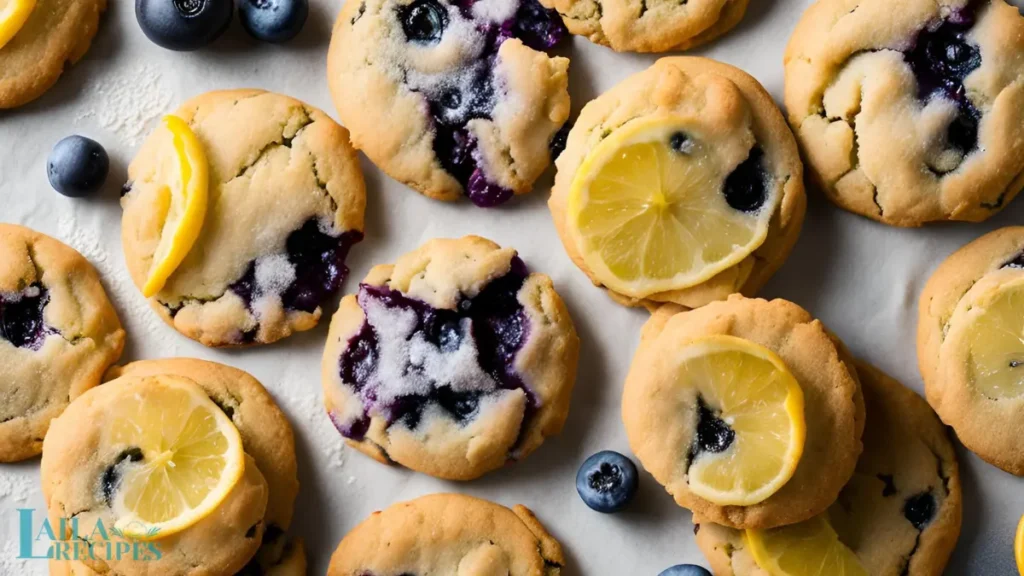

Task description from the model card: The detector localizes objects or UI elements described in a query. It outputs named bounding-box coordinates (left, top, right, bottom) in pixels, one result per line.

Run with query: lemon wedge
left=678, top=335, right=805, bottom=506
left=745, top=516, right=868, bottom=576
left=964, top=278, right=1024, bottom=400
left=141, top=115, right=209, bottom=298
left=0, top=0, right=35, bottom=50
left=566, top=116, right=775, bottom=298
left=106, top=375, right=244, bottom=540
left=1015, top=512, right=1024, bottom=575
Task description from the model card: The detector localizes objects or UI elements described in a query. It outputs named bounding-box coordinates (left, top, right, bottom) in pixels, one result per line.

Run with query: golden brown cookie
left=0, top=223, right=123, bottom=462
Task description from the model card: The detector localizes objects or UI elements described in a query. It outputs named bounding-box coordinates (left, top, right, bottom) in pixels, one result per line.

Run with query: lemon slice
left=0, top=0, right=36, bottom=50
left=964, top=278, right=1024, bottom=400
left=106, top=375, right=244, bottom=540
left=141, top=115, right=209, bottom=297
left=566, top=116, right=775, bottom=298
left=678, top=335, right=805, bottom=506
left=1015, top=512, right=1024, bottom=575
left=745, top=516, right=868, bottom=576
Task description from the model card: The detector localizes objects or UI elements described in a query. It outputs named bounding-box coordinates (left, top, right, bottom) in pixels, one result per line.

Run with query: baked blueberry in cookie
left=0, top=224, right=124, bottom=463
left=327, top=494, right=565, bottom=576
left=694, top=362, right=961, bottom=576
left=122, top=90, right=366, bottom=347
left=538, top=0, right=750, bottom=53
left=322, top=236, right=579, bottom=480
left=785, top=0, right=1024, bottom=226
left=328, top=0, right=571, bottom=206
left=550, top=57, right=805, bottom=310
left=918, top=227, right=1024, bottom=475
left=0, top=0, right=106, bottom=109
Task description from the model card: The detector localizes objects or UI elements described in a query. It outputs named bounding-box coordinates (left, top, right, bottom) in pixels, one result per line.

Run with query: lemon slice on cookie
left=566, top=116, right=775, bottom=299
left=745, top=516, right=868, bottom=576
left=106, top=375, right=244, bottom=539
left=678, top=335, right=805, bottom=506
left=0, top=0, right=36, bottom=50
left=141, top=115, right=209, bottom=297
left=963, top=277, right=1024, bottom=400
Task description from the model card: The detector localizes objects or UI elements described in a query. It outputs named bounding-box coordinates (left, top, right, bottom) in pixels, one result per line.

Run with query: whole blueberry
left=136, top=0, right=233, bottom=51
left=576, top=450, right=638, bottom=513
left=658, top=565, right=712, bottom=576
left=47, top=136, right=109, bottom=198
left=240, top=0, right=308, bottom=43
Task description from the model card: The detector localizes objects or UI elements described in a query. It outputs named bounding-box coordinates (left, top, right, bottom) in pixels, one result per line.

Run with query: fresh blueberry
left=47, top=136, right=109, bottom=198
left=658, top=565, right=712, bottom=576
left=239, top=0, right=308, bottom=43
left=576, top=450, right=639, bottom=513
left=399, top=0, right=448, bottom=44
left=136, top=0, right=233, bottom=51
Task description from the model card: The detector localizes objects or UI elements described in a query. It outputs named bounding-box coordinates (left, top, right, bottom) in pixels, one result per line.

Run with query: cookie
left=622, top=296, right=864, bottom=529
left=43, top=358, right=300, bottom=576
left=121, top=89, right=366, bottom=347
left=327, top=0, right=571, bottom=207
left=322, top=235, right=579, bottom=480
left=0, top=0, right=105, bottom=109
left=696, top=362, right=961, bottom=576
left=784, top=0, right=1024, bottom=226
left=549, top=57, right=805, bottom=310
left=538, top=0, right=748, bottom=53
left=327, top=493, right=565, bottom=575
left=0, top=224, right=123, bottom=462
left=918, top=227, right=1024, bottom=474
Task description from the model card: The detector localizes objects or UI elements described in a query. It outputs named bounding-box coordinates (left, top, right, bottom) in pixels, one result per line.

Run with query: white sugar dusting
left=362, top=297, right=499, bottom=403
left=472, top=0, right=518, bottom=22
left=0, top=541, right=36, bottom=576
left=255, top=254, right=297, bottom=296
left=74, top=64, right=172, bottom=146
left=0, top=471, right=36, bottom=503
left=278, top=390, right=347, bottom=470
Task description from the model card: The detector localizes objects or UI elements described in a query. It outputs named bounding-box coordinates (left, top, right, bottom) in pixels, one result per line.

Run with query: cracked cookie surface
left=0, top=0, right=106, bottom=109
left=121, top=89, right=366, bottom=347
left=0, top=224, right=123, bottom=462
left=549, top=57, right=805, bottom=310
left=918, top=227, right=1024, bottom=474
left=538, top=0, right=748, bottom=52
left=43, top=358, right=300, bottom=576
left=328, top=493, right=565, bottom=575
left=622, top=296, right=864, bottom=529
left=322, top=235, right=579, bottom=480
left=327, top=0, right=571, bottom=207
left=784, top=0, right=1024, bottom=226
left=696, top=362, right=961, bottom=576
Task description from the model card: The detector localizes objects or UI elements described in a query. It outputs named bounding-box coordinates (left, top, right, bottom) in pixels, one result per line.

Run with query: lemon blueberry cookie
left=622, top=296, right=864, bottom=529
left=42, top=358, right=300, bottom=576
left=918, top=227, right=1024, bottom=475
left=327, top=493, right=565, bottom=575
left=0, top=0, right=106, bottom=108
left=327, top=0, right=571, bottom=207
left=538, top=0, right=748, bottom=53
left=695, top=362, right=961, bottom=576
left=121, top=89, right=366, bottom=347
left=784, top=0, right=1024, bottom=226
left=549, top=57, right=805, bottom=310
left=322, top=236, right=579, bottom=480
left=0, top=224, right=123, bottom=462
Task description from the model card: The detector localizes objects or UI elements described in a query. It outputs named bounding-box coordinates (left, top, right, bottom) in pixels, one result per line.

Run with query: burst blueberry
left=723, top=147, right=769, bottom=213
left=239, top=0, right=309, bottom=43
left=136, top=0, right=233, bottom=51
left=0, top=285, right=53, bottom=350
left=47, top=136, right=109, bottom=198
left=576, top=450, right=639, bottom=513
